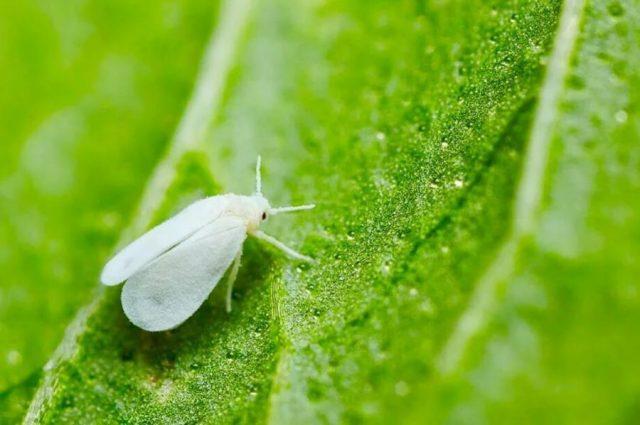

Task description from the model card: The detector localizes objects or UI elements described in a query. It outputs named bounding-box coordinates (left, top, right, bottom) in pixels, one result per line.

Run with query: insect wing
left=121, top=216, right=246, bottom=331
left=101, top=196, right=230, bottom=285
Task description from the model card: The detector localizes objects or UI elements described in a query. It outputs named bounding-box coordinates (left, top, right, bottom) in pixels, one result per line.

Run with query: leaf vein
left=436, top=0, right=587, bottom=376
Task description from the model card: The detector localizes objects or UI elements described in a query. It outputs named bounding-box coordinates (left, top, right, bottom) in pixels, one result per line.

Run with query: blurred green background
left=1, top=0, right=639, bottom=424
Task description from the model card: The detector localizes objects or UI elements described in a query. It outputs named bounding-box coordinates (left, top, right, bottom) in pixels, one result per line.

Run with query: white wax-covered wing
left=121, top=216, right=246, bottom=332
left=101, top=196, right=230, bottom=285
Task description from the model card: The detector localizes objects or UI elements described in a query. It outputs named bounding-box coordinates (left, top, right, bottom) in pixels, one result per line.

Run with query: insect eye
left=261, top=212, right=267, bottom=220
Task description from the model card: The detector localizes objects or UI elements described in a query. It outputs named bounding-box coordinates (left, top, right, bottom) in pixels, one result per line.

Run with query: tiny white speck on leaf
left=420, top=299, right=435, bottom=315
left=615, top=110, right=628, bottom=123
left=395, top=381, right=410, bottom=396
left=7, top=350, right=22, bottom=365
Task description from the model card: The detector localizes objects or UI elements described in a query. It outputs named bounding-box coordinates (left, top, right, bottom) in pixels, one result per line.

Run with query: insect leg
left=225, top=248, right=243, bottom=313
left=251, top=230, right=315, bottom=263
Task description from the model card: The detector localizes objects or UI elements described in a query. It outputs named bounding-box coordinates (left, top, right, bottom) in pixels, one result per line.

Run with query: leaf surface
left=13, top=0, right=640, bottom=423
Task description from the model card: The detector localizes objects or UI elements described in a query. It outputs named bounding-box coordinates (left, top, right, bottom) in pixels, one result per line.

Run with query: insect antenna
left=255, top=155, right=262, bottom=195
left=269, top=204, right=315, bottom=215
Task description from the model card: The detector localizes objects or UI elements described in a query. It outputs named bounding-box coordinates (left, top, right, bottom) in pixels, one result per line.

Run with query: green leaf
left=0, top=0, right=219, bottom=422
left=11, top=0, right=640, bottom=423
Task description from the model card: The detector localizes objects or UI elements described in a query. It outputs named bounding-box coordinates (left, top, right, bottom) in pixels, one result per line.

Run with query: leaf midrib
left=23, top=0, right=254, bottom=422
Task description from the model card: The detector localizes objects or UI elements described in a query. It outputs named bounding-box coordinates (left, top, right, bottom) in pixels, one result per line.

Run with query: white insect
left=100, top=157, right=314, bottom=332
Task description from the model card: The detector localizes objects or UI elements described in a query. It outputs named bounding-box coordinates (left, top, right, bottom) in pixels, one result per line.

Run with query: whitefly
left=101, top=157, right=314, bottom=331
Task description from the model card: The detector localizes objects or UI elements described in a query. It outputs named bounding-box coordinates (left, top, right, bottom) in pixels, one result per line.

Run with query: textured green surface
left=2, top=0, right=639, bottom=423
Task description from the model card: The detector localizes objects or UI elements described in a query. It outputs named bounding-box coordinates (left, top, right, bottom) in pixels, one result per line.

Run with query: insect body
left=101, top=157, right=314, bottom=331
